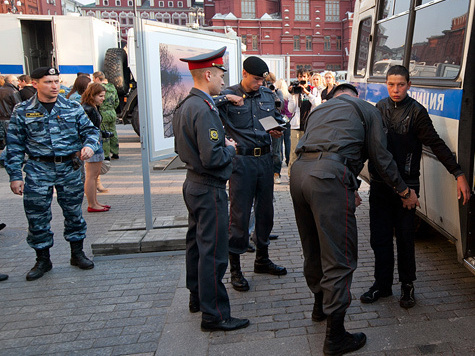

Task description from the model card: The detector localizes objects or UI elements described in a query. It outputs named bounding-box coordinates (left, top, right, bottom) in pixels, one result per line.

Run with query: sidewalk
left=0, top=125, right=474, bottom=355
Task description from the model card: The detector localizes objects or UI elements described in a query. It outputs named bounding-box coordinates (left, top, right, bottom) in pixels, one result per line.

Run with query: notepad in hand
left=259, top=116, right=286, bottom=132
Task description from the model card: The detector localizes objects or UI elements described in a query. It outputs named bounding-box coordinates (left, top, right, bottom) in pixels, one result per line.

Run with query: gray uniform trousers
left=183, top=178, right=231, bottom=322
left=228, top=153, right=274, bottom=254
left=290, top=156, right=357, bottom=315
left=23, top=160, right=87, bottom=250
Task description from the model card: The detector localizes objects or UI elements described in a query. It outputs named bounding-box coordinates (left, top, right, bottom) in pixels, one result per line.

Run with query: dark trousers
left=369, top=181, right=417, bottom=290
left=271, top=136, right=283, bottom=175
left=290, top=157, right=357, bottom=315
left=183, top=178, right=231, bottom=322
left=283, top=122, right=291, bottom=165
left=228, top=153, right=274, bottom=254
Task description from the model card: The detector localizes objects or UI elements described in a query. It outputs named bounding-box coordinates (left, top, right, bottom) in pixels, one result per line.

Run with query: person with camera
left=288, top=68, right=321, bottom=172
left=81, top=83, right=111, bottom=213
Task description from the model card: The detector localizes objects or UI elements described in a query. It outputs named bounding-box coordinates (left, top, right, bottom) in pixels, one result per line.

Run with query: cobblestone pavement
left=1, top=126, right=474, bottom=355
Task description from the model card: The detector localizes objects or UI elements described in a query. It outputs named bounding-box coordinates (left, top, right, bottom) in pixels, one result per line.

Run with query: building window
left=119, top=13, right=127, bottom=24
left=252, top=35, right=258, bottom=50
left=163, top=13, right=171, bottom=23
left=141, top=12, right=149, bottom=18
left=127, top=13, right=134, bottom=24
left=296, top=64, right=312, bottom=72
left=115, top=0, right=120, bottom=6
left=242, top=35, right=247, bottom=45
left=172, top=12, right=180, bottom=24
left=293, top=36, right=301, bottom=51
left=168, top=1, right=173, bottom=7
left=336, top=36, right=341, bottom=50
left=325, top=0, right=340, bottom=22
left=324, top=36, right=331, bottom=50
left=127, top=0, right=133, bottom=6
left=177, top=1, right=183, bottom=7
left=306, top=36, right=312, bottom=51
left=158, top=1, right=164, bottom=6
left=241, top=0, right=255, bottom=19
left=295, top=0, right=309, bottom=21
left=103, top=0, right=109, bottom=5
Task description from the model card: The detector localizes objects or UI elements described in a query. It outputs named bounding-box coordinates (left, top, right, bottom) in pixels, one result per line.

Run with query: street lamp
left=4, top=0, right=22, bottom=13
left=188, top=6, right=204, bottom=29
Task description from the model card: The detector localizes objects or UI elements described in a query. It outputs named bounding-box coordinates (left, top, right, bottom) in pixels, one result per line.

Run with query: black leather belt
left=299, top=151, right=347, bottom=165
left=236, top=145, right=271, bottom=157
left=30, top=154, right=75, bottom=164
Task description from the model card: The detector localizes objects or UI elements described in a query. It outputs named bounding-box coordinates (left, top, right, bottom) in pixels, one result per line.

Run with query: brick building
left=0, top=0, right=62, bottom=14
left=81, top=0, right=203, bottom=44
left=207, top=0, right=355, bottom=77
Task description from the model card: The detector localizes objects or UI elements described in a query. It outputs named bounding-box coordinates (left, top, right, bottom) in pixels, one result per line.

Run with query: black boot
left=70, top=240, right=94, bottom=270
left=254, top=246, right=287, bottom=275
left=26, top=249, right=53, bottom=281
left=323, top=312, right=366, bottom=355
left=229, top=252, right=249, bottom=291
left=312, top=291, right=327, bottom=322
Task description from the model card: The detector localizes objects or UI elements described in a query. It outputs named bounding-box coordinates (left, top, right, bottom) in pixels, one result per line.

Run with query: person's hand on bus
left=456, top=174, right=471, bottom=205
left=401, top=188, right=420, bottom=210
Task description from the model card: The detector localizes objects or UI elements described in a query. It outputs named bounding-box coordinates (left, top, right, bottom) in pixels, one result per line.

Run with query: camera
left=264, top=81, right=275, bottom=91
left=101, top=130, right=114, bottom=139
left=289, top=80, right=307, bottom=95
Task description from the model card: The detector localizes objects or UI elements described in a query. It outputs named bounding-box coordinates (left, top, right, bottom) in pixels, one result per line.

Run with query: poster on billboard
left=135, top=20, right=241, bottom=161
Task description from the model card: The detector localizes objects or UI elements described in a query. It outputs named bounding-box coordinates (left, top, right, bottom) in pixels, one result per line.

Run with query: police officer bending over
left=173, top=47, right=249, bottom=332
left=290, top=84, right=419, bottom=355
left=6, top=67, right=100, bottom=281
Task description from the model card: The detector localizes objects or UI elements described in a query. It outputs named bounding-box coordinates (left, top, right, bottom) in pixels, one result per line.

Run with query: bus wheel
left=131, top=105, right=140, bottom=136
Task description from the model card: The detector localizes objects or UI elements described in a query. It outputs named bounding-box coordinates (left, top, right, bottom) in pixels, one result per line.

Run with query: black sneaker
left=360, top=287, right=392, bottom=303
left=400, top=283, right=415, bottom=308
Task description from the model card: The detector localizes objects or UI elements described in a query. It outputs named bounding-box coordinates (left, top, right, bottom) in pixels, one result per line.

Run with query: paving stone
left=140, top=227, right=187, bottom=252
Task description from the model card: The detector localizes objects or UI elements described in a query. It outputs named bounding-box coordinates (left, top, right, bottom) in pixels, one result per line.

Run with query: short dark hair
left=18, top=74, right=31, bottom=83
left=386, top=65, right=410, bottom=82
left=333, top=83, right=359, bottom=96
left=297, top=68, right=310, bottom=77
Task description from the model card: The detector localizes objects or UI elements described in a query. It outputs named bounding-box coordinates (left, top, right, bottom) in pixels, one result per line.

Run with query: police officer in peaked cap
left=6, top=66, right=100, bottom=281
left=173, top=47, right=249, bottom=332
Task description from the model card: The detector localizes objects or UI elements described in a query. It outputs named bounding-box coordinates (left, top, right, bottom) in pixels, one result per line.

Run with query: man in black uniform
left=360, top=65, right=471, bottom=308
left=290, top=84, right=419, bottom=355
left=216, top=56, right=287, bottom=292
left=173, top=47, right=249, bottom=332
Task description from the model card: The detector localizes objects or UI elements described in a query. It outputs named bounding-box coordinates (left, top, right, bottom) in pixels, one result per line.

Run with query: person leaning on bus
left=360, top=65, right=471, bottom=309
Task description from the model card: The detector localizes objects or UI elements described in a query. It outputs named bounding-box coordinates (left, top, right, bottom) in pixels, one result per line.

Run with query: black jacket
left=370, top=95, right=463, bottom=187
left=20, top=86, right=36, bottom=101
left=0, top=83, right=21, bottom=120
left=82, top=103, right=102, bottom=129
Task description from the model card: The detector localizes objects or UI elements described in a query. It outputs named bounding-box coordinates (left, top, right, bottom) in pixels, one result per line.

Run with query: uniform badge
left=209, top=129, right=219, bottom=142
left=26, top=112, right=44, bottom=118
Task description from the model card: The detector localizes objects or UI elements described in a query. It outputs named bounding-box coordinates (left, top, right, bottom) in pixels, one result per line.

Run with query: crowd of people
left=0, top=54, right=471, bottom=355
left=0, top=68, right=120, bottom=283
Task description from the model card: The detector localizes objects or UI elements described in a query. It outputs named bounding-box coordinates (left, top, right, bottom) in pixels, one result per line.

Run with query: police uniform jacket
left=217, top=83, right=283, bottom=149
left=173, top=87, right=235, bottom=182
left=371, top=95, right=463, bottom=187
left=296, top=94, right=407, bottom=193
left=6, top=94, right=100, bottom=182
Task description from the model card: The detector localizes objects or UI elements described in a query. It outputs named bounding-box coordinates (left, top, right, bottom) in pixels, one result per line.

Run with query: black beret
left=243, top=56, right=269, bottom=78
left=333, top=83, right=359, bottom=96
left=30, top=67, right=60, bottom=79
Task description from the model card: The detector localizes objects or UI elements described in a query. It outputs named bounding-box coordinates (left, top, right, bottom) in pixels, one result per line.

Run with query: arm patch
left=209, top=128, right=219, bottom=142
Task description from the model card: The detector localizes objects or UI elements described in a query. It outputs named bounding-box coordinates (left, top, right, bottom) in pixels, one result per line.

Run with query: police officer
left=173, top=47, right=249, bottom=332
left=289, top=84, right=419, bottom=355
left=6, top=67, right=100, bottom=281
left=216, top=56, right=287, bottom=293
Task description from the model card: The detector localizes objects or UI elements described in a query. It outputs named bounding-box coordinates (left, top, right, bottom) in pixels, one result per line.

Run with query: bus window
left=411, top=0, right=469, bottom=79
left=379, top=0, right=411, bottom=19
left=372, top=14, right=408, bottom=76
left=354, top=17, right=372, bottom=77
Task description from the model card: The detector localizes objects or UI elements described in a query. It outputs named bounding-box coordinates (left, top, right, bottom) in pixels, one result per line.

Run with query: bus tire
left=131, top=105, right=140, bottom=136
left=104, top=48, right=130, bottom=96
